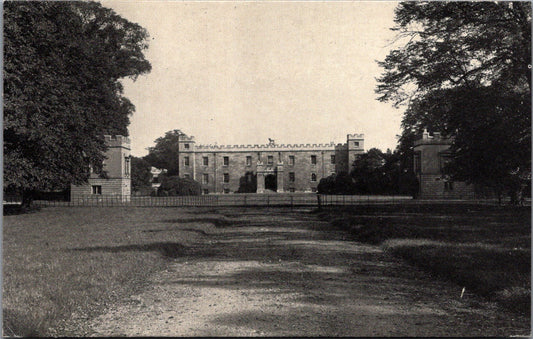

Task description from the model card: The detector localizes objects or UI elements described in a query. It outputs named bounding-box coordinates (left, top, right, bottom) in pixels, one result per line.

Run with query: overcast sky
left=102, top=1, right=403, bottom=157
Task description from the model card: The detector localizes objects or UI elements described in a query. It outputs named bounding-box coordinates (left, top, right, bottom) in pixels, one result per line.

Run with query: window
left=184, top=174, right=190, bottom=179
left=330, top=155, right=335, bottom=164
left=223, top=173, right=229, bottom=183
left=353, top=141, right=359, bottom=147
left=289, top=156, right=295, bottom=166
left=289, top=172, right=295, bottom=182
left=153, top=176, right=159, bottom=184
left=311, top=155, right=317, bottom=165
left=203, top=173, right=209, bottom=184
left=203, top=157, right=209, bottom=166
left=184, top=156, right=190, bottom=166
left=311, top=173, right=317, bottom=182
left=92, top=185, right=102, bottom=195
left=184, top=143, right=190, bottom=149
left=414, top=151, right=421, bottom=174
left=289, top=188, right=295, bottom=193
left=267, top=155, right=273, bottom=165
left=124, top=156, right=130, bottom=176
left=444, top=181, right=454, bottom=191
left=246, top=156, right=252, bottom=166
left=224, top=188, right=230, bottom=194
left=203, top=189, right=209, bottom=195
left=223, top=156, right=229, bottom=166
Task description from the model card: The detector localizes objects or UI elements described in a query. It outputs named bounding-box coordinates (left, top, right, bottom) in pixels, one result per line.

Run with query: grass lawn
left=2, top=206, right=218, bottom=336
left=318, top=203, right=531, bottom=315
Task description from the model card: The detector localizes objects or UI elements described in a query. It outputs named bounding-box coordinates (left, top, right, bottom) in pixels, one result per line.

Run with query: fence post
left=317, top=194, right=322, bottom=210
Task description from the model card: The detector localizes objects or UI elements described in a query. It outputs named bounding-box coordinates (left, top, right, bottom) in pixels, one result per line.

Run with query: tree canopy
left=144, top=130, right=184, bottom=176
left=4, top=1, right=151, bottom=200
left=131, top=156, right=153, bottom=193
left=376, top=1, right=531, bottom=200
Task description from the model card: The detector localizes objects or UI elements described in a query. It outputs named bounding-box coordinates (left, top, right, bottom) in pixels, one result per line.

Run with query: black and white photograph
left=3, top=0, right=531, bottom=336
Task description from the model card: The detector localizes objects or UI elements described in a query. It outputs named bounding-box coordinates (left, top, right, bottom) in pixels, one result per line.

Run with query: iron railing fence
left=4, top=193, right=527, bottom=208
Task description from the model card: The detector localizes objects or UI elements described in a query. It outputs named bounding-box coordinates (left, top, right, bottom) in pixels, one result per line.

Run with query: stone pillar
left=276, top=163, right=284, bottom=193
left=256, top=161, right=265, bottom=193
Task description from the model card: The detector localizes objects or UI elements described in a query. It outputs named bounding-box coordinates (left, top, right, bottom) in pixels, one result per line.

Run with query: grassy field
left=3, top=203, right=530, bottom=336
left=318, top=203, right=531, bottom=315
left=2, top=206, right=221, bottom=336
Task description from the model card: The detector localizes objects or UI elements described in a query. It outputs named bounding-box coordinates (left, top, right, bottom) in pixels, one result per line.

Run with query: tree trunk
left=21, top=189, right=35, bottom=209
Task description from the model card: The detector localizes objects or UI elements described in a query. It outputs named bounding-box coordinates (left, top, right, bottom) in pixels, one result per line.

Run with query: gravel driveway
left=82, top=208, right=529, bottom=336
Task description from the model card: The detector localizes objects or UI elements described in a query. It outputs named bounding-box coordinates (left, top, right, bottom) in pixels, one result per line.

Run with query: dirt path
left=84, top=208, right=529, bottom=336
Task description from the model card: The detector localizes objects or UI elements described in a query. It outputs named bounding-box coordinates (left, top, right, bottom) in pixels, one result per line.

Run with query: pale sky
left=102, top=1, right=404, bottom=157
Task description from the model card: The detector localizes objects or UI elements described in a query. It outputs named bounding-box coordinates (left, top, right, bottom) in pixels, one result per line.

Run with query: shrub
left=317, top=173, right=357, bottom=194
left=157, top=176, right=201, bottom=196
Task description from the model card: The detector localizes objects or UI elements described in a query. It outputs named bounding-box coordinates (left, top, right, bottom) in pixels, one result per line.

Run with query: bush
left=157, top=176, right=201, bottom=196
left=318, top=173, right=357, bottom=194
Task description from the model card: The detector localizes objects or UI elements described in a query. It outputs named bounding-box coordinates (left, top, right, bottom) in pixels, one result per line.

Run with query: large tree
left=144, top=130, right=184, bottom=176
left=376, top=1, right=531, bottom=201
left=4, top=1, right=151, bottom=205
left=131, top=156, right=153, bottom=194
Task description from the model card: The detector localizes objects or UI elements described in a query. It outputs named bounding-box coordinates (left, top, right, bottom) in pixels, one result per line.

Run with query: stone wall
left=175, top=132, right=364, bottom=193
left=187, top=149, right=338, bottom=193
left=70, top=178, right=131, bottom=201
left=419, top=174, right=475, bottom=199
left=71, top=135, right=131, bottom=201
left=414, top=131, right=475, bottom=199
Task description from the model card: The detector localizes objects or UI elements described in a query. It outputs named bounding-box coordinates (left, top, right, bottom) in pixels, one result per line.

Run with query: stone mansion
left=176, top=131, right=365, bottom=194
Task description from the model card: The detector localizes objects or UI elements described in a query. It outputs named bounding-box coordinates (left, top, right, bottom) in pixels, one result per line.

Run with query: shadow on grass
left=70, top=242, right=189, bottom=259
left=383, top=240, right=531, bottom=314
left=3, top=204, right=41, bottom=215
left=162, top=217, right=252, bottom=228
left=3, top=308, right=46, bottom=337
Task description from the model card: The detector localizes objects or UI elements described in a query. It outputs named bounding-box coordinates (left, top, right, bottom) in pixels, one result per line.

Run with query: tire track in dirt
left=84, top=209, right=529, bottom=336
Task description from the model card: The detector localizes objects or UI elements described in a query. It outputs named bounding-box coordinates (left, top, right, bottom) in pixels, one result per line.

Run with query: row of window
left=199, top=172, right=318, bottom=184
left=91, top=184, right=318, bottom=196
left=202, top=187, right=317, bottom=194
left=184, top=155, right=336, bottom=167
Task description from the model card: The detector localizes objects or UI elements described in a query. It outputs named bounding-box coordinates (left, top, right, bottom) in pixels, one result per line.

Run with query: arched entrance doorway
left=264, top=174, right=277, bottom=192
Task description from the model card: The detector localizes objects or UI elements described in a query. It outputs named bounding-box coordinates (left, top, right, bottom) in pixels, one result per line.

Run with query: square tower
left=70, top=135, right=131, bottom=202
left=176, top=131, right=196, bottom=179
left=413, top=131, right=474, bottom=199
left=346, top=133, right=364, bottom=173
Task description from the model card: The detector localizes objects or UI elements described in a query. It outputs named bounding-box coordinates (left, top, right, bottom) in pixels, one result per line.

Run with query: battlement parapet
left=179, top=134, right=196, bottom=142
left=104, top=135, right=131, bottom=148
left=414, top=131, right=453, bottom=146
left=195, top=142, right=337, bottom=152
left=347, top=133, right=364, bottom=139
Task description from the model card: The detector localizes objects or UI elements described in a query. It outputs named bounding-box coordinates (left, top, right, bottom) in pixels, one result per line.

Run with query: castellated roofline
left=104, top=135, right=131, bottom=147
left=347, top=133, right=364, bottom=139
left=414, top=130, right=453, bottom=146
left=179, top=134, right=195, bottom=142
left=195, top=142, right=337, bottom=151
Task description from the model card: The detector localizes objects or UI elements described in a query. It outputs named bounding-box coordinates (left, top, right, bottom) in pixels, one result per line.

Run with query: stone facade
left=176, top=132, right=364, bottom=193
left=71, top=135, right=131, bottom=201
left=413, top=131, right=474, bottom=199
